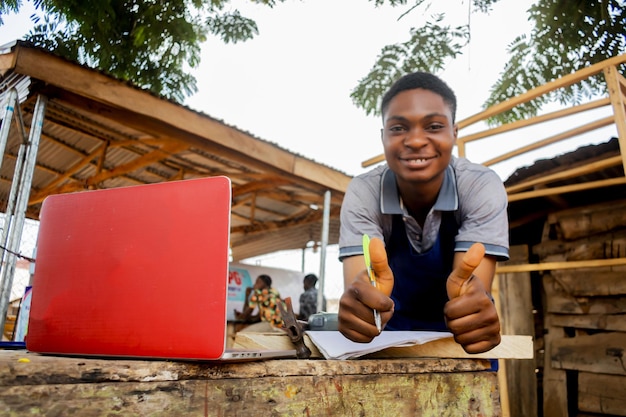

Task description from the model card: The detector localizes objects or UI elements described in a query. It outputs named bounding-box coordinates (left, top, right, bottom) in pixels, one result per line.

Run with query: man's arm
left=342, top=255, right=366, bottom=289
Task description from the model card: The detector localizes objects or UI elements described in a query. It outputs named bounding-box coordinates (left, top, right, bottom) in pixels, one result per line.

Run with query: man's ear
left=380, top=128, right=384, bottom=142
left=453, top=124, right=459, bottom=139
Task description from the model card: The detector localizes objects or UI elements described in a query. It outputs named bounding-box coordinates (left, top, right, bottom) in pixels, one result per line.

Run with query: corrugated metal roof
left=506, top=137, right=626, bottom=246
left=0, top=42, right=352, bottom=261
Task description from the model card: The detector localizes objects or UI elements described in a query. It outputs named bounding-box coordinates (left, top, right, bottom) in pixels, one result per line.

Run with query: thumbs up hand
left=444, top=243, right=501, bottom=354
left=338, top=237, right=395, bottom=343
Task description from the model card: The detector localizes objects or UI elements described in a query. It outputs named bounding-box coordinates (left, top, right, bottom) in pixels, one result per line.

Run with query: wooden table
left=0, top=350, right=501, bottom=416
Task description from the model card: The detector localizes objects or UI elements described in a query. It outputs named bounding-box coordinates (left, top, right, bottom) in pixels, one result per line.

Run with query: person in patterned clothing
left=236, top=274, right=284, bottom=332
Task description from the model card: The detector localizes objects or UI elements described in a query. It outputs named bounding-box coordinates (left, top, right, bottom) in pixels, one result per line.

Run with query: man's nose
left=403, top=128, right=427, bottom=147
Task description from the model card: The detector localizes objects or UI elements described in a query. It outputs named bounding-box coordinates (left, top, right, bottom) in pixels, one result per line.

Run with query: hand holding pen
left=337, top=235, right=395, bottom=343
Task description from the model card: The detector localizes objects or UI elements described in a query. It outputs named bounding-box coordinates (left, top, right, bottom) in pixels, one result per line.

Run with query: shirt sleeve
left=338, top=175, right=385, bottom=261
left=455, top=167, right=510, bottom=261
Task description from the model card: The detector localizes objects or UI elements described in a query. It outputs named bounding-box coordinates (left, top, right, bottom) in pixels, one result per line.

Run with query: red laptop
left=26, top=177, right=236, bottom=360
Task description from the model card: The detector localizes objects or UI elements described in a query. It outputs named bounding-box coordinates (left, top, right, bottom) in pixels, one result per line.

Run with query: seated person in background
left=298, top=273, right=327, bottom=320
left=235, top=274, right=284, bottom=332
left=337, top=71, right=509, bottom=354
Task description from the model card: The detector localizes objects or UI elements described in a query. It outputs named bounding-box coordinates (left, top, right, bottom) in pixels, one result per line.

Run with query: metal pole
left=0, top=89, right=19, bottom=174
left=0, top=94, right=47, bottom=336
left=317, top=190, right=330, bottom=312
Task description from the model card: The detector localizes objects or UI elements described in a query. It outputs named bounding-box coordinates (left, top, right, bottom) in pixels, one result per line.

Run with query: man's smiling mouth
left=402, top=156, right=435, bottom=164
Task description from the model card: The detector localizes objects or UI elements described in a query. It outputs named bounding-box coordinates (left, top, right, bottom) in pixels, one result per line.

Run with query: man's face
left=381, top=88, right=457, bottom=188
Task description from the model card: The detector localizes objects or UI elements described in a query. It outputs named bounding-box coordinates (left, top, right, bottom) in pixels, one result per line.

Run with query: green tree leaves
left=3, top=0, right=624, bottom=119
left=351, top=0, right=626, bottom=122
left=485, top=0, right=626, bottom=124
left=350, top=14, right=469, bottom=117
left=1, top=0, right=285, bottom=102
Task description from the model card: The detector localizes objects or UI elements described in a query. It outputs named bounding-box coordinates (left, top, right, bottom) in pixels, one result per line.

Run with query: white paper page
left=306, top=330, right=453, bottom=360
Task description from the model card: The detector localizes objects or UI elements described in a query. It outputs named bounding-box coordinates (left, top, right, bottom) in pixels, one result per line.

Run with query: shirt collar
left=380, top=163, right=458, bottom=215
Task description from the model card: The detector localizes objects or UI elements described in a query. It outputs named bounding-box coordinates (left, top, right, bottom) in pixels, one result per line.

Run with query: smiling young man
left=337, top=72, right=509, bottom=353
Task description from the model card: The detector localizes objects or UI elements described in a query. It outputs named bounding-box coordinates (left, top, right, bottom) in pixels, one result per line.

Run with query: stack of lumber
left=536, top=199, right=626, bottom=417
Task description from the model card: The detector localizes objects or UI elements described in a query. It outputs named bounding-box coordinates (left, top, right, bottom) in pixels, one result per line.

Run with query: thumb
left=446, top=242, right=485, bottom=299
left=369, top=237, right=394, bottom=297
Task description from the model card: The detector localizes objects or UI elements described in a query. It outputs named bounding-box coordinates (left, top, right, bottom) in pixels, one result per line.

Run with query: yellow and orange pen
left=362, top=234, right=382, bottom=333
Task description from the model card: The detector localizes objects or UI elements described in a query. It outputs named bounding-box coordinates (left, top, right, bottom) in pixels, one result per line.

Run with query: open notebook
left=26, top=177, right=295, bottom=361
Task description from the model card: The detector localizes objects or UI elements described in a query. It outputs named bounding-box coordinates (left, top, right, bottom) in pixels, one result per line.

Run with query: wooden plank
left=235, top=332, right=323, bottom=357
left=545, top=199, right=626, bottom=241
left=496, top=244, right=538, bottom=417
left=506, top=177, right=626, bottom=203
left=456, top=54, right=626, bottom=129
left=0, top=370, right=501, bottom=417
left=482, top=116, right=614, bottom=168
left=547, top=293, right=626, bottom=315
left=551, top=269, right=626, bottom=296
left=234, top=333, right=534, bottom=359
left=551, top=332, right=626, bottom=376
left=543, top=320, right=569, bottom=417
left=0, top=351, right=493, bottom=386
left=0, top=351, right=500, bottom=416
left=495, top=257, right=626, bottom=274
left=0, top=51, right=16, bottom=74
left=543, top=274, right=626, bottom=314
left=505, top=153, right=620, bottom=194
left=12, top=46, right=352, bottom=194
left=604, top=65, right=626, bottom=176
left=550, top=313, right=626, bottom=331
left=369, top=335, right=533, bottom=359
left=532, top=230, right=626, bottom=262
left=578, top=372, right=626, bottom=416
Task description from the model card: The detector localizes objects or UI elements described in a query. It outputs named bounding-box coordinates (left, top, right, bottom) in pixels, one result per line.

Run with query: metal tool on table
left=307, top=312, right=339, bottom=331
left=278, top=297, right=312, bottom=359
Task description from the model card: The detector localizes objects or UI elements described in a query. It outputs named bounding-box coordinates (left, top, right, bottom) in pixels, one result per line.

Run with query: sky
left=0, top=1, right=618, bottom=299
left=185, top=0, right=538, bottom=179
left=0, top=0, right=545, bottom=178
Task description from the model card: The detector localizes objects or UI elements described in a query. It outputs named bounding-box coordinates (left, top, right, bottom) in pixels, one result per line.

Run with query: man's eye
left=388, top=125, right=406, bottom=133
left=427, top=124, right=444, bottom=131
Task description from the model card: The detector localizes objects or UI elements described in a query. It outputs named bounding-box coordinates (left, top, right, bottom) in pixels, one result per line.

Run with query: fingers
left=338, top=238, right=394, bottom=342
left=445, top=284, right=501, bottom=354
left=369, top=237, right=394, bottom=297
left=446, top=242, right=485, bottom=299
left=338, top=274, right=394, bottom=342
left=447, top=315, right=501, bottom=354
left=457, top=337, right=501, bottom=354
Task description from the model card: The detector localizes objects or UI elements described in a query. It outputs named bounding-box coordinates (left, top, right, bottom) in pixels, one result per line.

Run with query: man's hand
left=444, top=243, right=501, bottom=354
left=338, top=237, right=394, bottom=343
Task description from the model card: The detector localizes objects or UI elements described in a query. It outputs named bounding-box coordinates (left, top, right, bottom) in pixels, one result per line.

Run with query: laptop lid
left=26, top=177, right=233, bottom=360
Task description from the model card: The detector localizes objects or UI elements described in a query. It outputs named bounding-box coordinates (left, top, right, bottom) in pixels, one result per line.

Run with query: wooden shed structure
left=0, top=40, right=351, bottom=334
left=0, top=40, right=352, bottom=261
left=459, top=56, right=626, bottom=416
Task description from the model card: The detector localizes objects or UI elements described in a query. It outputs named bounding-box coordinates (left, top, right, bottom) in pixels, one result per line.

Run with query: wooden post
left=495, top=245, right=538, bottom=417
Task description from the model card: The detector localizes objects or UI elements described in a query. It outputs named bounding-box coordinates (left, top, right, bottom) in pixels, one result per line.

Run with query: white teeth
left=410, top=159, right=427, bottom=163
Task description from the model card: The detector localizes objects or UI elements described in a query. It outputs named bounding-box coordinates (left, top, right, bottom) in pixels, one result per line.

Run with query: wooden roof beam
left=9, top=44, right=351, bottom=195
left=231, top=206, right=341, bottom=235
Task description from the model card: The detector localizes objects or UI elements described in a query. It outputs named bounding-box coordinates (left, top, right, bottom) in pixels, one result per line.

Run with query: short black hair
left=258, top=274, right=272, bottom=287
left=381, top=72, right=457, bottom=122
left=304, top=274, right=318, bottom=286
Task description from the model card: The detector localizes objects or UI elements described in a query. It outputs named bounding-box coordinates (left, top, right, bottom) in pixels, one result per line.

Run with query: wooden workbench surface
left=0, top=350, right=501, bottom=416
